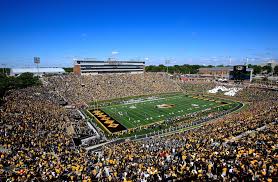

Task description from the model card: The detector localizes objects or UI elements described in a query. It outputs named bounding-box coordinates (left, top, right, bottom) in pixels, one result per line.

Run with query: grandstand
left=1, top=71, right=277, bottom=181
left=44, top=72, right=182, bottom=105
left=1, top=0, right=278, bottom=180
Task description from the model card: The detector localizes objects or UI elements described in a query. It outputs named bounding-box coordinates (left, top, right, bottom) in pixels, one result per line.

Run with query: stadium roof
left=10, top=67, right=65, bottom=75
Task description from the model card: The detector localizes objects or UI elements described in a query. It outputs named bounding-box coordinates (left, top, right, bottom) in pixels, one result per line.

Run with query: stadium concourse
left=0, top=72, right=277, bottom=181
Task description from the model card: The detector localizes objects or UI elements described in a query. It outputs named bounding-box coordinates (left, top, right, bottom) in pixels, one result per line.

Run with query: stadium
left=1, top=63, right=277, bottom=181
left=1, top=0, right=278, bottom=181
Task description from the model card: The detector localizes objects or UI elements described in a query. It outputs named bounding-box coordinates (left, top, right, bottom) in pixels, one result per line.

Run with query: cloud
left=245, top=48, right=256, bottom=52
left=191, top=32, right=197, bottom=36
left=81, top=33, right=88, bottom=40
left=112, top=51, right=119, bottom=55
left=265, top=47, right=277, bottom=51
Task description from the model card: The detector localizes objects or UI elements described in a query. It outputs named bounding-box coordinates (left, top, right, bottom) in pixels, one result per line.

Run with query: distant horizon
left=1, top=58, right=276, bottom=69
left=1, top=0, right=278, bottom=67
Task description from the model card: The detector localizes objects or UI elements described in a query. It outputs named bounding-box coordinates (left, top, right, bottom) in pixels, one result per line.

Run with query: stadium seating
left=0, top=74, right=277, bottom=181
left=44, top=72, right=182, bottom=105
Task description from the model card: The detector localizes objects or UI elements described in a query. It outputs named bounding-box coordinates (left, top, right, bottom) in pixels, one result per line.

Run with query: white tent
left=208, top=86, right=242, bottom=96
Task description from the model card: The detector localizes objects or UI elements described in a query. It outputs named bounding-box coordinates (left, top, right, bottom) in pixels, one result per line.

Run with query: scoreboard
left=234, top=65, right=246, bottom=72
left=229, top=65, right=252, bottom=81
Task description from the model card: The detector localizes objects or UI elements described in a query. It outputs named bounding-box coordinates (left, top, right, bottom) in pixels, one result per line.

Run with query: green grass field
left=99, top=93, right=226, bottom=129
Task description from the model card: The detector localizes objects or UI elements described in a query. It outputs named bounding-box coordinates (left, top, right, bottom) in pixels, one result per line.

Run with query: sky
left=0, top=0, right=278, bottom=67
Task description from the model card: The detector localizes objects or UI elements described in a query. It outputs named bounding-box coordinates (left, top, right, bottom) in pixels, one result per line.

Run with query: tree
left=63, top=67, right=73, bottom=73
left=167, top=66, right=175, bottom=74
left=0, top=68, right=10, bottom=75
left=0, top=73, right=41, bottom=104
left=173, top=65, right=180, bottom=73
left=145, top=64, right=219, bottom=74
left=274, top=65, right=278, bottom=75
left=17, top=72, right=40, bottom=88
left=253, top=65, right=262, bottom=75
left=216, top=64, right=224, bottom=67
left=262, top=65, right=272, bottom=74
left=0, top=73, right=9, bottom=100
left=145, top=65, right=162, bottom=72
left=248, top=64, right=262, bottom=75
left=158, top=64, right=166, bottom=72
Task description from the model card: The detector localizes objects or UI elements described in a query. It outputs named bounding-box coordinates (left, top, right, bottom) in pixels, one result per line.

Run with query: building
left=73, top=59, right=145, bottom=75
left=199, top=66, right=253, bottom=81
left=259, top=60, right=278, bottom=69
left=198, top=67, right=232, bottom=78
left=10, top=67, right=65, bottom=76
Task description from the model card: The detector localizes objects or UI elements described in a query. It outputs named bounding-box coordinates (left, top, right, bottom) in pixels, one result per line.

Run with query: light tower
left=246, top=57, right=249, bottom=68
left=34, top=57, right=40, bottom=77
left=1, top=64, right=6, bottom=75
left=165, top=59, right=171, bottom=73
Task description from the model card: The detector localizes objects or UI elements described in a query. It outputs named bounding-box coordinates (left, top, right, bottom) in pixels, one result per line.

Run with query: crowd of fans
left=88, top=98, right=277, bottom=181
left=178, top=81, right=216, bottom=93
left=237, top=86, right=278, bottom=102
left=0, top=87, right=76, bottom=180
left=0, top=73, right=277, bottom=181
left=44, top=73, right=181, bottom=105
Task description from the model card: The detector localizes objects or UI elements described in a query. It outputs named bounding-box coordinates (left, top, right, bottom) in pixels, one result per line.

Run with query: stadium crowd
left=88, top=97, right=277, bottom=181
left=178, top=81, right=216, bottom=93
left=0, top=74, right=277, bottom=181
left=44, top=72, right=181, bottom=105
left=237, top=86, right=278, bottom=102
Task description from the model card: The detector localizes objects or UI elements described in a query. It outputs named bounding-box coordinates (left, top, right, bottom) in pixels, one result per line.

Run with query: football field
left=88, top=93, right=230, bottom=132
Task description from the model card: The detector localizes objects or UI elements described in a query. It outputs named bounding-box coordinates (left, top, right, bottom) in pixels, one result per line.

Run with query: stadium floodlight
left=34, top=57, right=40, bottom=77
left=1, top=64, right=7, bottom=75
left=165, top=59, right=173, bottom=74
left=244, top=57, right=249, bottom=67
left=165, top=59, right=171, bottom=65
